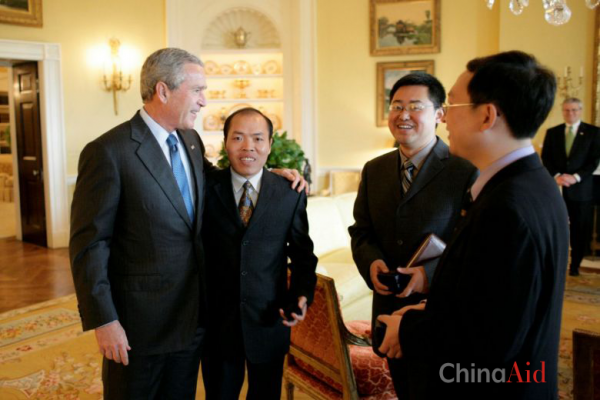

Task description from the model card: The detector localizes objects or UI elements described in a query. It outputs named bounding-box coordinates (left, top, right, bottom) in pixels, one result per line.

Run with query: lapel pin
left=191, top=145, right=196, bottom=150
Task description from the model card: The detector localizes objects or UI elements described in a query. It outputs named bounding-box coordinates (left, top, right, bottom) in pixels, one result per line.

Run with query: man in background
left=542, top=97, right=600, bottom=276
left=349, top=72, right=477, bottom=398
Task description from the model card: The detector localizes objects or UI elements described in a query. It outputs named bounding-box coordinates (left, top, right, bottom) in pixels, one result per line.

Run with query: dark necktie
left=402, top=159, right=415, bottom=195
left=166, top=134, right=194, bottom=222
left=238, top=181, right=254, bottom=227
left=460, top=188, right=474, bottom=217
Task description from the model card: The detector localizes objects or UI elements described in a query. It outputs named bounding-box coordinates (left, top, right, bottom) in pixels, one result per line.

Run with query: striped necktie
left=402, top=159, right=415, bottom=195
left=238, top=181, right=254, bottom=227
left=565, top=125, right=575, bottom=155
left=166, top=134, right=194, bottom=222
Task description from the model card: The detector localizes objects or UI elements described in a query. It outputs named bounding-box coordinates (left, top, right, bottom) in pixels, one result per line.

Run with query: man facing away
left=541, top=97, right=600, bottom=276
left=200, top=107, right=317, bottom=400
left=348, top=72, right=477, bottom=398
left=379, top=51, right=569, bottom=400
left=70, top=49, right=305, bottom=399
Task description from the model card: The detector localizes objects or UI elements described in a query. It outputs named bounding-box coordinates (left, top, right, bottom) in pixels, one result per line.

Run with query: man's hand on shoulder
left=271, top=168, right=309, bottom=194
left=95, top=320, right=131, bottom=365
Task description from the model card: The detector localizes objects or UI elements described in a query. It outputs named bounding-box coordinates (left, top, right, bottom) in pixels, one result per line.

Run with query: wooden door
left=13, top=62, right=46, bottom=247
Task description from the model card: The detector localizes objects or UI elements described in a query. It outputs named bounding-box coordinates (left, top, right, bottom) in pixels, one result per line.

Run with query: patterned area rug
left=0, top=273, right=598, bottom=399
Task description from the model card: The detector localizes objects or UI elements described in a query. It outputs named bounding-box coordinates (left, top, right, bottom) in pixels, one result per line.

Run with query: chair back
left=287, top=273, right=359, bottom=399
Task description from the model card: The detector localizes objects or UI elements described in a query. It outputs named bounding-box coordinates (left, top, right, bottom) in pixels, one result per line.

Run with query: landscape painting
left=370, top=0, right=440, bottom=56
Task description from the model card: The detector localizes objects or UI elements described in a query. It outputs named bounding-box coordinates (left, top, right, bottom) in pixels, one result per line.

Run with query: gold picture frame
left=376, top=60, right=434, bottom=127
left=370, top=0, right=440, bottom=56
left=0, top=0, right=42, bottom=28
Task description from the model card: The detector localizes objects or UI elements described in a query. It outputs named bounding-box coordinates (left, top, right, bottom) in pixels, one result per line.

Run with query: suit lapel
left=178, top=130, right=205, bottom=233
left=212, top=169, right=244, bottom=227
left=247, top=169, right=277, bottom=229
left=431, top=154, right=541, bottom=285
left=131, top=113, right=193, bottom=230
left=569, top=123, right=588, bottom=159
left=399, top=138, right=447, bottom=206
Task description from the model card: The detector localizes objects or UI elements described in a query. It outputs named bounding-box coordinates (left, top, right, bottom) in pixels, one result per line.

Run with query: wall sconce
left=558, top=66, right=583, bottom=99
left=103, top=38, right=133, bottom=115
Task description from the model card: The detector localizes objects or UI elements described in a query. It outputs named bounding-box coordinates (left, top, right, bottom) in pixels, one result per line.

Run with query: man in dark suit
left=200, top=108, right=317, bottom=400
left=70, top=48, right=210, bottom=400
left=70, top=49, right=306, bottom=399
left=348, top=72, right=477, bottom=398
left=541, top=97, right=600, bottom=276
left=378, top=51, right=569, bottom=400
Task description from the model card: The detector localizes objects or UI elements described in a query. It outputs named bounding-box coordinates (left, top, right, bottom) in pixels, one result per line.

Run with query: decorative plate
left=204, top=60, right=219, bottom=75
left=220, top=64, right=233, bottom=75
left=251, top=63, right=262, bottom=75
left=233, top=60, right=250, bottom=75
left=263, top=60, right=280, bottom=75
left=228, top=103, right=253, bottom=116
left=203, top=114, right=219, bottom=131
left=268, top=113, right=281, bottom=130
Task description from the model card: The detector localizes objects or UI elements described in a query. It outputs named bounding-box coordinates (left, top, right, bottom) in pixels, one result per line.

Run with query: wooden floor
left=0, top=237, right=73, bottom=313
left=0, top=237, right=312, bottom=399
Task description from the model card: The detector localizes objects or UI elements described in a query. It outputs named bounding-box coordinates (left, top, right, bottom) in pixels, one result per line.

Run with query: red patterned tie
left=238, top=181, right=254, bottom=227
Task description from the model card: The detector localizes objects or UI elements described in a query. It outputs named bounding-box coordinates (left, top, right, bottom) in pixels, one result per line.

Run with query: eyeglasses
left=388, top=102, right=435, bottom=113
left=441, top=103, right=474, bottom=114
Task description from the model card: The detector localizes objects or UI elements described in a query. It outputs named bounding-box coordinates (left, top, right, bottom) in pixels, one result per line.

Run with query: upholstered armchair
left=284, top=274, right=396, bottom=400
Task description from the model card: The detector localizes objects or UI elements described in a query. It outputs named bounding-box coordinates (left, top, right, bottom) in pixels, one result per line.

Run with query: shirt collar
left=566, top=120, right=581, bottom=133
left=140, top=107, right=175, bottom=144
left=471, top=145, right=535, bottom=201
left=399, top=136, right=437, bottom=170
left=231, top=167, right=263, bottom=193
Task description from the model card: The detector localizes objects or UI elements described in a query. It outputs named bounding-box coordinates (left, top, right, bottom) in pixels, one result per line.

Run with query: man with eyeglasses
left=377, top=51, right=569, bottom=400
left=541, top=98, right=600, bottom=276
left=349, top=72, right=477, bottom=398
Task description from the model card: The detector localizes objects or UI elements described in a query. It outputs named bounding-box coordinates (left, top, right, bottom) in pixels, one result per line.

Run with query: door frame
left=0, top=39, right=68, bottom=248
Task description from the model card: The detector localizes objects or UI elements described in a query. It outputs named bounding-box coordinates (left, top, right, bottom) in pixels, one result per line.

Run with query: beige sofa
left=306, top=192, right=372, bottom=322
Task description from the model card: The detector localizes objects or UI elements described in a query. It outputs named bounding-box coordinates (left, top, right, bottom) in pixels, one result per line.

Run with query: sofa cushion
left=307, top=196, right=350, bottom=257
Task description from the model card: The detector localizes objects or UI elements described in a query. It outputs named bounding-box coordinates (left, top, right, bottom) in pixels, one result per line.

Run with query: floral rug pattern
left=0, top=274, right=599, bottom=399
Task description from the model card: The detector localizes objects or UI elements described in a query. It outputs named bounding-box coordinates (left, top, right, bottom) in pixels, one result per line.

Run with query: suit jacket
left=202, top=168, right=317, bottom=364
left=349, top=138, right=477, bottom=322
left=400, top=154, right=569, bottom=400
left=541, top=121, right=600, bottom=202
left=70, top=111, right=211, bottom=356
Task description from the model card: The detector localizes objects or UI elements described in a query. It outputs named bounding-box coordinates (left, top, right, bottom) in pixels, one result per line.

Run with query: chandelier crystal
left=486, top=0, right=597, bottom=25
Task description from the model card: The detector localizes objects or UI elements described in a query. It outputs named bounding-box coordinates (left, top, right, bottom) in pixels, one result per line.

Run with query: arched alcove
left=202, top=7, right=281, bottom=50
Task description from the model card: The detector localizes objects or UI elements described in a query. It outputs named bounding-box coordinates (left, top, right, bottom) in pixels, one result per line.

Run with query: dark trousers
left=565, top=198, right=593, bottom=271
left=201, top=354, right=285, bottom=400
left=102, top=326, right=205, bottom=400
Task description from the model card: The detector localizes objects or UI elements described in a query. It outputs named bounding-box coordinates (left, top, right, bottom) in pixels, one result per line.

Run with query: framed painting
left=370, top=0, right=440, bottom=56
left=376, top=60, right=434, bottom=127
left=0, top=0, right=42, bottom=28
